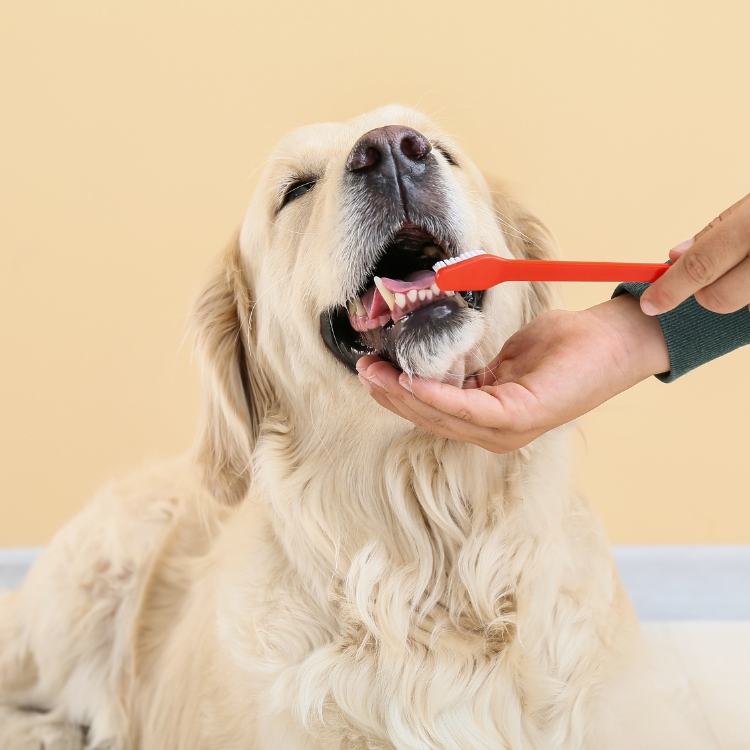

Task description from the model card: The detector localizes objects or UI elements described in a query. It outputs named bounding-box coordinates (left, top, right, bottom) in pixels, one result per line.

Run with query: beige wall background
left=1, top=1, right=749, bottom=546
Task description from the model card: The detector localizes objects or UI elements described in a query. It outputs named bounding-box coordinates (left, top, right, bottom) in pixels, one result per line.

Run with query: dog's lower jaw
left=391, top=306, right=486, bottom=387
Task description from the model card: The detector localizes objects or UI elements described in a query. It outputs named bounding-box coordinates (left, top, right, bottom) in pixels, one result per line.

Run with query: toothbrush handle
left=435, top=256, right=670, bottom=291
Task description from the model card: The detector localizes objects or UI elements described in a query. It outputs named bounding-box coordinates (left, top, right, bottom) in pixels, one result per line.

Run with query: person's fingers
left=641, top=193, right=750, bottom=315
left=668, top=239, right=694, bottom=261
left=371, top=378, right=510, bottom=446
left=356, top=358, right=548, bottom=451
left=402, top=372, right=548, bottom=444
left=356, top=354, right=385, bottom=373
left=363, top=379, right=410, bottom=417
left=366, top=384, right=484, bottom=448
left=361, top=362, right=537, bottom=450
left=397, top=374, right=520, bottom=429
left=356, top=358, right=489, bottom=439
left=360, top=360, right=406, bottom=392
left=693, top=255, right=750, bottom=314
left=641, top=220, right=749, bottom=315
left=381, top=391, right=483, bottom=442
left=669, top=192, right=750, bottom=260
left=385, top=374, right=493, bottom=436
left=652, top=193, right=750, bottom=315
left=358, top=370, right=447, bottom=430
left=691, top=192, right=750, bottom=245
left=463, top=355, right=502, bottom=389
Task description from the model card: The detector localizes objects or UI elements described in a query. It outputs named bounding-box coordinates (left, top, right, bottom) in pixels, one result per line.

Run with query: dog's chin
left=383, top=297, right=485, bottom=387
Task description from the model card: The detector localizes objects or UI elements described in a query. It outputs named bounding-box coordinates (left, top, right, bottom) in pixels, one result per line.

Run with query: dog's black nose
left=346, top=126, right=432, bottom=173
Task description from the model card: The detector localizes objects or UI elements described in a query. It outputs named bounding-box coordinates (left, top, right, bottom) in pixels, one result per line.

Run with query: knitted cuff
left=613, top=282, right=750, bottom=383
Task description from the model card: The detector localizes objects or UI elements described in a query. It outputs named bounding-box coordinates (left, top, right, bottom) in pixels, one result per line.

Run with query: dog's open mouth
left=321, top=223, right=484, bottom=372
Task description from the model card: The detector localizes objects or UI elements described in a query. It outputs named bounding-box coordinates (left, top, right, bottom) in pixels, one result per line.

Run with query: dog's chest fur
left=210, top=427, right=619, bottom=749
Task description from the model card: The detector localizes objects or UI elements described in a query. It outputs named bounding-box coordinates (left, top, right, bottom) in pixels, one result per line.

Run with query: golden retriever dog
left=0, top=106, right=708, bottom=749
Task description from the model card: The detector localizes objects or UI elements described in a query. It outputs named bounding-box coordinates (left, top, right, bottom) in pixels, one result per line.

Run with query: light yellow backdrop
left=1, top=2, right=749, bottom=546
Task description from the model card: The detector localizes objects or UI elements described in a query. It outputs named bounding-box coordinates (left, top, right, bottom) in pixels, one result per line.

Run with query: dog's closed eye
left=280, top=177, right=317, bottom=209
left=433, top=142, right=459, bottom=167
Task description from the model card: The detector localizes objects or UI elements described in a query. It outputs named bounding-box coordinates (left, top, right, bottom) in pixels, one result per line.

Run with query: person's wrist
left=588, top=294, right=670, bottom=382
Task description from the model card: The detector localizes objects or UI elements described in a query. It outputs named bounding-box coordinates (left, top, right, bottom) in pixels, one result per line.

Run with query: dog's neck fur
left=226, top=415, right=606, bottom=748
left=251, top=412, right=574, bottom=649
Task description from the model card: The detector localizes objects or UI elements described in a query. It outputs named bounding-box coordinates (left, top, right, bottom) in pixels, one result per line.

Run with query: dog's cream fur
left=0, top=107, right=709, bottom=749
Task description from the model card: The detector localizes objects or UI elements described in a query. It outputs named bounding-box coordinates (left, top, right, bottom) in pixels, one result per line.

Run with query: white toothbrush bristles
left=432, top=250, right=488, bottom=271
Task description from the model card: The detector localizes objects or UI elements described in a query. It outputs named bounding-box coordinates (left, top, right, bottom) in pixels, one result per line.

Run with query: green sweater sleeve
left=613, top=282, right=750, bottom=382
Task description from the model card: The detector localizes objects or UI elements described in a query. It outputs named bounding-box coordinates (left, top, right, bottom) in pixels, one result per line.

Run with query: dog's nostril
left=400, top=133, right=431, bottom=160
left=347, top=143, right=382, bottom=172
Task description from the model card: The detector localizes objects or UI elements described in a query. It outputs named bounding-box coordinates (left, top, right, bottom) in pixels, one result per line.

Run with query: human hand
left=356, top=294, right=669, bottom=452
left=641, top=192, right=750, bottom=316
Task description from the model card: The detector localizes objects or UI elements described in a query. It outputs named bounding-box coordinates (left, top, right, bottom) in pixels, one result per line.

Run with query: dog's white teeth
left=418, top=289, right=427, bottom=301
left=394, top=292, right=406, bottom=308
left=423, top=244, right=442, bottom=259
left=430, top=283, right=440, bottom=296
left=346, top=299, right=356, bottom=316
left=407, top=289, right=418, bottom=303
left=373, top=277, right=395, bottom=311
left=354, top=296, right=366, bottom=316
left=425, top=289, right=433, bottom=301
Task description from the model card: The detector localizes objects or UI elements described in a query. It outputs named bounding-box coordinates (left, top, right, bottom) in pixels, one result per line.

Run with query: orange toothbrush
left=433, top=251, right=670, bottom=292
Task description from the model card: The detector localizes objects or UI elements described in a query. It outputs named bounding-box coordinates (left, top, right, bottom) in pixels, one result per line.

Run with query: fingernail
left=398, top=373, right=413, bottom=393
left=640, top=299, right=659, bottom=316
left=670, top=238, right=695, bottom=255
left=355, top=358, right=367, bottom=372
left=357, top=374, right=372, bottom=391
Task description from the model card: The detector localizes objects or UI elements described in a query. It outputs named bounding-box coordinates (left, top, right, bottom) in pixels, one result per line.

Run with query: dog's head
left=192, top=105, right=557, bottom=503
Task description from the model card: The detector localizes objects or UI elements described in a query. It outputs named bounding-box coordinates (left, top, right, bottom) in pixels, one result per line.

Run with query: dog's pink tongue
left=362, top=270, right=436, bottom=318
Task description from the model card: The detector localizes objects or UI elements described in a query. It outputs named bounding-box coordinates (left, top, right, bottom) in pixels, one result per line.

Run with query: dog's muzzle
left=320, top=126, right=484, bottom=373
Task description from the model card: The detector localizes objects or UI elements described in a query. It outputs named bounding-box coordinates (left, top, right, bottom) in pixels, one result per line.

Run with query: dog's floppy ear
left=485, top=179, right=560, bottom=321
left=190, top=232, right=271, bottom=505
